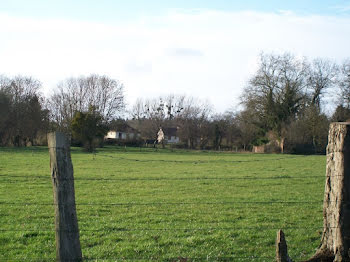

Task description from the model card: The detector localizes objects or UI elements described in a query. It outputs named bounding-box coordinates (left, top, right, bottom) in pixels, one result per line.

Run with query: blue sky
left=0, top=1, right=350, bottom=113
left=1, top=0, right=350, bottom=22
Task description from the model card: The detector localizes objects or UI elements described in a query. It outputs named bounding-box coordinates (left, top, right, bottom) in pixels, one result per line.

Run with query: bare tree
left=130, top=94, right=211, bottom=149
left=222, top=113, right=242, bottom=150
left=130, top=94, right=186, bottom=141
left=48, top=74, right=125, bottom=133
left=10, top=76, right=41, bottom=102
left=306, top=58, right=338, bottom=110
left=241, top=52, right=308, bottom=152
left=0, top=75, right=47, bottom=146
left=338, top=59, right=350, bottom=108
left=209, top=113, right=241, bottom=150
left=177, top=97, right=212, bottom=149
left=130, top=97, right=167, bottom=140
left=235, top=109, right=262, bottom=151
left=0, top=76, right=12, bottom=145
left=131, top=94, right=185, bottom=121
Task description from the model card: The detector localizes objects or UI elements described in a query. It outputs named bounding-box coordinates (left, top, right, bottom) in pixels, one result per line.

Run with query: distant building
left=105, top=123, right=180, bottom=145
left=162, top=127, right=180, bottom=144
left=105, top=125, right=140, bottom=141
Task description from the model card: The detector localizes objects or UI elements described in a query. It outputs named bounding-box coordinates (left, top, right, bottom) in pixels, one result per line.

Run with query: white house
left=163, top=127, right=180, bottom=144
left=105, top=126, right=139, bottom=141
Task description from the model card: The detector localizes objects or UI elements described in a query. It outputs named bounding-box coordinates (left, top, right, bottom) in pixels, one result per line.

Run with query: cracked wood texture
left=276, top=230, right=292, bottom=262
left=48, top=132, right=82, bottom=261
left=309, top=122, right=350, bottom=262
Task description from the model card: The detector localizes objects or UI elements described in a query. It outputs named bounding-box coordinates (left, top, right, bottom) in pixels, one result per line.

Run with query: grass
left=0, top=146, right=326, bottom=261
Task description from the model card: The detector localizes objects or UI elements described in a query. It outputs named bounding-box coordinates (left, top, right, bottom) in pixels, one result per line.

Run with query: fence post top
left=331, top=122, right=350, bottom=126
left=47, top=132, right=69, bottom=149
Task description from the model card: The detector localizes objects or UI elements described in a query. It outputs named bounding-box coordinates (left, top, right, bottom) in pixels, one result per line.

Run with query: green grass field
left=0, top=146, right=326, bottom=261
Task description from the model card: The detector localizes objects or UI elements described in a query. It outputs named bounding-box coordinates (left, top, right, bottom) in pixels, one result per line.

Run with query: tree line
left=0, top=74, right=124, bottom=150
left=127, top=53, right=350, bottom=153
left=0, top=76, right=49, bottom=146
left=1, top=52, right=349, bottom=153
left=239, top=53, right=350, bottom=153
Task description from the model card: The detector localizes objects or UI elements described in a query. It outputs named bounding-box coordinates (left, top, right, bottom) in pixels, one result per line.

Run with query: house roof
left=162, top=127, right=178, bottom=136
left=111, top=123, right=138, bottom=133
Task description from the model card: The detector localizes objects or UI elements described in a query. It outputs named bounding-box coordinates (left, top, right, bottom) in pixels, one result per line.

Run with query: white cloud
left=0, top=10, right=350, bottom=113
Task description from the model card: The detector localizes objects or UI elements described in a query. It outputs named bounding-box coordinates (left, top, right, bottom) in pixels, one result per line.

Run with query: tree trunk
left=307, top=122, right=350, bottom=261
left=313, top=136, right=317, bottom=155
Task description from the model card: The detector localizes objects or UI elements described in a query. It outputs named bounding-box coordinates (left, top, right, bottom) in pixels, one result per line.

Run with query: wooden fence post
left=48, top=132, right=82, bottom=261
left=276, top=230, right=292, bottom=262
left=276, top=122, right=350, bottom=261
left=310, top=122, right=350, bottom=261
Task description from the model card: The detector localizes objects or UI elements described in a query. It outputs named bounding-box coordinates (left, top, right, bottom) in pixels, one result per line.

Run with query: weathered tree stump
left=276, top=230, right=292, bottom=262
left=309, top=122, right=350, bottom=261
left=277, top=122, right=350, bottom=262
left=48, top=132, right=82, bottom=261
